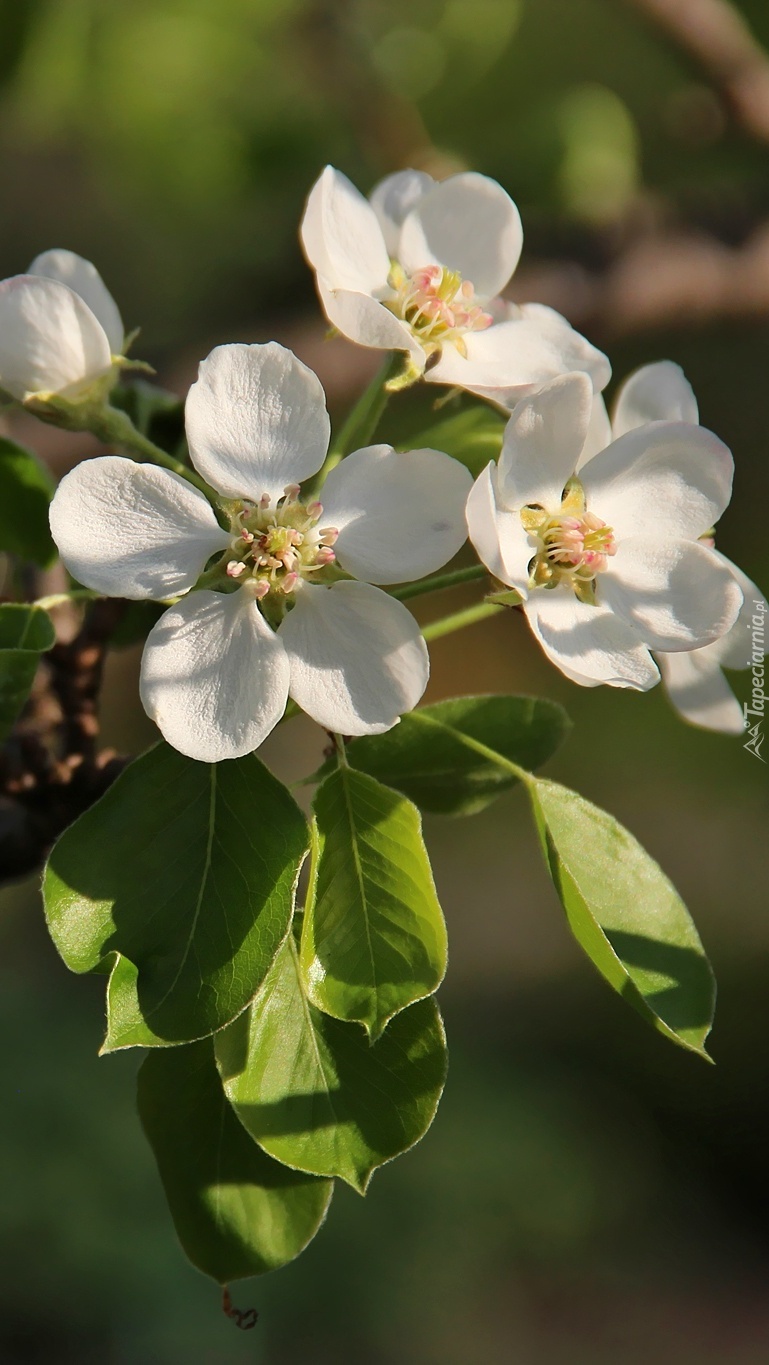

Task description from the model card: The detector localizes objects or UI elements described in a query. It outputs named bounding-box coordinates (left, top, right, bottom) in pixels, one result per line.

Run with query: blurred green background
left=1, top=0, right=769, bottom=1360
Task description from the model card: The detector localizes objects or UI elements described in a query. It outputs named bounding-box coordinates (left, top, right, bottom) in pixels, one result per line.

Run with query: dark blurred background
left=1, top=0, right=769, bottom=1360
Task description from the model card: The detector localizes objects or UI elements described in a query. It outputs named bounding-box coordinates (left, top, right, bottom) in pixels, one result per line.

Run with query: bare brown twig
left=625, top=0, right=769, bottom=144
left=0, top=599, right=130, bottom=883
left=512, top=219, right=769, bottom=340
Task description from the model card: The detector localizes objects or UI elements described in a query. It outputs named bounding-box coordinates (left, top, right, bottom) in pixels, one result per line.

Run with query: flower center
left=521, top=478, right=616, bottom=601
left=384, top=262, right=492, bottom=357
left=225, top=486, right=338, bottom=600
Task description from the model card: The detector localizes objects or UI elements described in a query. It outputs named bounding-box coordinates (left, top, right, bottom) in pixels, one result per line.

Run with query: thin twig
left=512, top=216, right=769, bottom=340
left=0, top=599, right=131, bottom=882
left=625, top=0, right=769, bottom=144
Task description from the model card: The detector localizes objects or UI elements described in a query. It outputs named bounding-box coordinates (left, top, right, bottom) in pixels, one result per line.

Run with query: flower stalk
left=87, top=405, right=218, bottom=500
left=421, top=600, right=504, bottom=643
left=389, top=563, right=489, bottom=602
left=312, top=353, right=400, bottom=488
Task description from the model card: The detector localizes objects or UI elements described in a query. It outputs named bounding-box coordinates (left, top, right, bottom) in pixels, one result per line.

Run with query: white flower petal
left=0, top=275, right=113, bottom=400
left=29, top=249, right=124, bottom=355
left=707, top=553, right=768, bottom=669
left=612, top=361, right=698, bottom=437
left=427, top=312, right=610, bottom=403
left=185, top=342, right=331, bottom=502
left=495, top=373, right=594, bottom=511
left=316, top=277, right=424, bottom=362
left=279, top=580, right=428, bottom=735
left=465, top=462, right=533, bottom=594
left=398, top=172, right=523, bottom=302
left=656, top=650, right=745, bottom=734
left=524, top=585, right=659, bottom=690
left=599, top=537, right=743, bottom=651
left=321, top=444, right=472, bottom=585
left=49, top=456, right=230, bottom=599
left=369, top=170, right=435, bottom=254
left=140, top=590, right=290, bottom=762
left=581, top=422, right=734, bottom=542
left=515, top=303, right=611, bottom=392
left=300, top=166, right=391, bottom=294
left=575, top=394, right=612, bottom=471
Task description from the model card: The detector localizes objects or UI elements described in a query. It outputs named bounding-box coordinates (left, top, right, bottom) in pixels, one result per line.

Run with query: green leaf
left=323, top=695, right=571, bottom=817
left=399, top=404, right=506, bottom=475
left=138, top=1039, right=333, bottom=1283
left=302, top=766, right=447, bottom=1039
left=529, top=778, right=715, bottom=1057
left=111, top=378, right=185, bottom=453
left=0, top=603, right=55, bottom=742
left=216, top=936, right=447, bottom=1193
left=104, top=953, right=169, bottom=1048
left=0, top=438, right=56, bottom=567
left=377, top=389, right=506, bottom=477
left=43, top=742, right=309, bottom=1048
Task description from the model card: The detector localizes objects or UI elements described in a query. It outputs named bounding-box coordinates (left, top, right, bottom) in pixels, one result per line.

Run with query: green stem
left=314, top=354, right=400, bottom=488
left=34, top=588, right=100, bottom=611
left=421, top=600, right=504, bottom=643
left=91, top=406, right=217, bottom=500
left=390, top=563, right=489, bottom=602
left=418, top=711, right=533, bottom=787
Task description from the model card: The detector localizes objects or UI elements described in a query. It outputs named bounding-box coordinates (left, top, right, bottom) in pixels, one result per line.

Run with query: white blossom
left=466, top=371, right=743, bottom=689
left=301, top=166, right=610, bottom=405
left=583, top=362, right=768, bottom=731
left=0, top=249, right=124, bottom=402
left=49, top=341, right=472, bottom=762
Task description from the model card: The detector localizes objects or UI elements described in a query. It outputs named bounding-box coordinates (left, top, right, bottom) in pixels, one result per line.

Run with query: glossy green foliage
left=333, top=695, right=571, bottom=816
left=382, top=395, right=507, bottom=477
left=217, top=936, right=448, bottom=1193
left=0, top=603, right=55, bottom=742
left=0, top=438, right=56, bottom=567
left=530, top=778, right=715, bottom=1057
left=138, top=1040, right=333, bottom=1283
left=44, top=744, right=309, bottom=1048
left=302, top=766, right=447, bottom=1039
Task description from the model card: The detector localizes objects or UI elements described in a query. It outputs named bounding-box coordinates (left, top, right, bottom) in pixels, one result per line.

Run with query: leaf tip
left=364, top=1014, right=390, bottom=1045
left=350, top=1166, right=374, bottom=1197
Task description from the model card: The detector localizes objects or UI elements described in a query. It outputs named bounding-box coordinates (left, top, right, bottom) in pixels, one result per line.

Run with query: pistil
left=522, top=479, right=616, bottom=599
left=385, top=262, right=492, bottom=357
left=225, top=485, right=338, bottom=597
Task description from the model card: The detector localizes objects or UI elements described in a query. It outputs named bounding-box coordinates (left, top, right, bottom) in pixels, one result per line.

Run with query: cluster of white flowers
left=50, top=341, right=471, bottom=761
left=3, top=162, right=761, bottom=758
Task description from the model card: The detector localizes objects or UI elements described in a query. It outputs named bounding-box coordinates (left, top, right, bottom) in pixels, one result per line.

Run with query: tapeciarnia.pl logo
left=744, top=599, right=766, bottom=762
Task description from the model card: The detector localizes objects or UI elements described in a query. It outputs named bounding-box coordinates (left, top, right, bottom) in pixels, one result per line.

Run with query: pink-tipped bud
left=251, top=578, right=270, bottom=599
left=282, top=571, right=299, bottom=594
left=315, top=547, right=336, bottom=566
left=226, top=559, right=247, bottom=578
left=283, top=483, right=301, bottom=501
left=319, top=526, right=339, bottom=545
left=259, top=492, right=271, bottom=508
left=306, top=500, right=323, bottom=519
